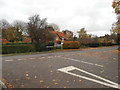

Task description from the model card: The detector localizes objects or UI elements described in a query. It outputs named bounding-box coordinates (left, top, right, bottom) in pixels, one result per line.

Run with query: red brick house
left=51, top=31, right=67, bottom=44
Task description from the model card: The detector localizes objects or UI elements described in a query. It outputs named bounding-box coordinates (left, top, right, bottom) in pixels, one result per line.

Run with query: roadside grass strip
left=58, top=66, right=120, bottom=89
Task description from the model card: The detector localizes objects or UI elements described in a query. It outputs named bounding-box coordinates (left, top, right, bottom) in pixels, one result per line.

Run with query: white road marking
left=17, top=59, right=26, bottom=61
left=41, top=57, right=45, bottom=59
left=29, top=58, right=35, bottom=60
left=47, top=56, right=52, bottom=58
left=38, top=57, right=45, bottom=59
left=58, top=66, right=120, bottom=89
left=5, top=59, right=13, bottom=62
left=58, top=56, right=103, bottom=67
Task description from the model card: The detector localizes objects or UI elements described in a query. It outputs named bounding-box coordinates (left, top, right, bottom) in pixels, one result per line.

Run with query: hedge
left=2, top=45, right=36, bottom=54
left=80, top=42, right=113, bottom=47
left=3, top=42, right=32, bottom=45
left=63, top=41, right=80, bottom=49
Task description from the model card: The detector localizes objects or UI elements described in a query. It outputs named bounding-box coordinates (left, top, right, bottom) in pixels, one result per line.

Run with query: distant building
left=51, top=31, right=67, bottom=44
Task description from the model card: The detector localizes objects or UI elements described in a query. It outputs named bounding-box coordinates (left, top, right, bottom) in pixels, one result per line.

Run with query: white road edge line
left=29, top=58, right=35, bottom=59
left=5, top=60, right=13, bottom=62
left=17, top=59, right=26, bottom=61
left=58, top=56, right=103, bottom=67
left=58, top=66, right=120, bottom=89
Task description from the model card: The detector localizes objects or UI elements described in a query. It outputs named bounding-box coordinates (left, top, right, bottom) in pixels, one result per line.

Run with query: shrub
left=3, top=42, right=32, bottom=45
left=101, top=42, right=112, bottom=46
left=2, top=44, right=36, bottom=54
left=63, top=41, right=80, bottom=49
left=89, top=43, right=100, bottom=47
left=46, top=41, right=54, bottom=46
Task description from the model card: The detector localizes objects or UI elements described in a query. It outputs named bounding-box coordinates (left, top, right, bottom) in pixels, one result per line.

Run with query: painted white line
left=58, top=57, right=103, bottom=67
left=17, top=59, right=26, bottom=61
left=29, top=58, right=35, bottom=59
left=38, top=57, right=45, bottom=59
left=58, top=66, right=120, bottom=89
left=41, top=57, right=45, bottom=59
left=5, top=59, right=13, bottom=62
left=47, top=56, right=52, bottom=58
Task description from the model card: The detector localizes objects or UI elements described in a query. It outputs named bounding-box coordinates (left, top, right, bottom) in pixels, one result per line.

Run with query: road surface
left=2, top=46, right=120, bottom=88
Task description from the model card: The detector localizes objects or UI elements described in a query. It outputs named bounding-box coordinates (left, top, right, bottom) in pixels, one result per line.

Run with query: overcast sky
left=0, top=0, right=116, bottom=36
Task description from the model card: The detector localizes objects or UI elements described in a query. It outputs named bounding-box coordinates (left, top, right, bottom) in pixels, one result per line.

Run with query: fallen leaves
left=26, top=77, right=30, bottom=80
left=21, top=84, right=24, bottom=87
left=46, top=86, right=50, bottom=88
left=54, top=82, right=59, bottom=85
left=100, top=70, right=104, bottom=73
left=15, top=79, right=20, bottom=81
left=25, top=73, right=29, bottom=77
left=40, top=80, right=44, bottom=83
left=34, top=76, right=37, bottom=79
left=50, top=70, right=53, bottom=73
left=66, top=81, right=69, bottom=83
left=52, top=79, right=56, bottom=82
left=63, top=86, right=67, bottom=88
left=0, top=78, right=14, bottom=88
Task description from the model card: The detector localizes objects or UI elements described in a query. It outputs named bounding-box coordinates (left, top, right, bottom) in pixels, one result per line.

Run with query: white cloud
left=0, top=0, right=116, bottom=36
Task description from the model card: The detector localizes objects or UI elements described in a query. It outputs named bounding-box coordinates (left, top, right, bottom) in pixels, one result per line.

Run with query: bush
left=100, top=42, right=112, bottom=46
left=2, top=44, right=36, bottom=54
left=46, top=41, right=54, bottom=46
left=89, top=43, right=100, bottom=47
left=63, top=41, right=80, bottom=49
left=3, top=42, right=32, bottom=45
left=39, top=44, right=46, bottom=51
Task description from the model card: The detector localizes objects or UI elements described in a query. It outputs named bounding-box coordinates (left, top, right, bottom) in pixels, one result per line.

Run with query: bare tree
left=0, top=19, right=10, bottom=30
left=0, top=19, right=11, bottom=39
left=49, top=23, right=60, bottom=31
left=12, top=20, right=28, bottom=36
left=27, top=14, right=55, bottom=51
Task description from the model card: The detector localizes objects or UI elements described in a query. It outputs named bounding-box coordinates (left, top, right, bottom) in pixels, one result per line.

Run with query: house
left=51, top=31, right=67, bottom=44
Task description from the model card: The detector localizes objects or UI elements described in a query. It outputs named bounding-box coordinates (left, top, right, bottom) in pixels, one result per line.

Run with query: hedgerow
left=2, top=44, right=36, bottom=54
left=63, top=41, right=80, bottom=49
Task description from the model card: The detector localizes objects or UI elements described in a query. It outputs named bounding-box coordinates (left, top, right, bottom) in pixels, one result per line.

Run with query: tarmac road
left=2, top=46, right=120, bottom=88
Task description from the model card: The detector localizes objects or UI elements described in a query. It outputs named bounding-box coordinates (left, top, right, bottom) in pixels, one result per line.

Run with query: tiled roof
left=51, top=31, right=67, bottom=40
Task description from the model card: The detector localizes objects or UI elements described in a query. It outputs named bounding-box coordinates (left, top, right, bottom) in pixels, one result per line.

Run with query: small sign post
left=61, top=38, right=64, bottom=49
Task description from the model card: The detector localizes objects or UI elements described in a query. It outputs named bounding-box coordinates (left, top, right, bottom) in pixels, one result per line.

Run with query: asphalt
left=2, top=46, right=119, bottom=88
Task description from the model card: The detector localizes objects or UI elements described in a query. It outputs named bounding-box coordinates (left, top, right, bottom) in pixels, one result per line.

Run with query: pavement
left=2, top=46, right=120, bottom=88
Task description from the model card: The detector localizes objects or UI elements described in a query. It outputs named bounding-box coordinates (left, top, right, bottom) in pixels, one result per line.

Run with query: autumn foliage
left=0, top=39, right=10, bottom=44
left=63, top=41, right=80, bottom=49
